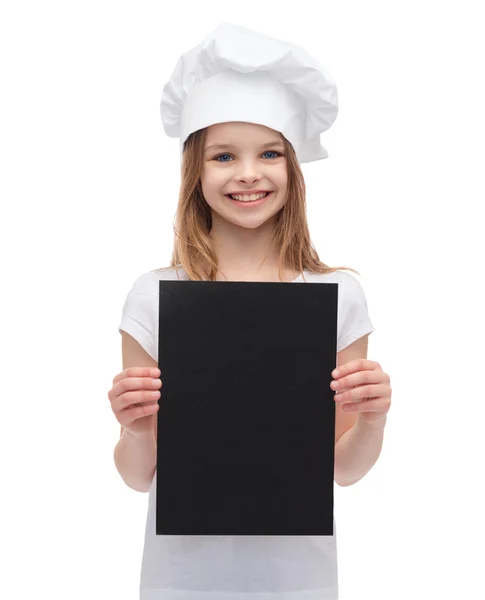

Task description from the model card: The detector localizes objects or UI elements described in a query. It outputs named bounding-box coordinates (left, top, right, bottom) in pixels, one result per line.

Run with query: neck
left=209, top=214, right=276, bottom=277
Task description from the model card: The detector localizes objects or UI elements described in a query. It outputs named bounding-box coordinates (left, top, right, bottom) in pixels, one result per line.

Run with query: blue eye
left=214, top=151, right=283, bottom=162
left=216, top=153, right=233, bottom=162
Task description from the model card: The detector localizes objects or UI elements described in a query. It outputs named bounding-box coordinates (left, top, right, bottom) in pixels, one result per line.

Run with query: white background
left=1, top=1, right=484, bottom=599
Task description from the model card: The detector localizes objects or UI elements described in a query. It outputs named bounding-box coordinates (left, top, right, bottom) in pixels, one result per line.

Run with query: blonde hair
left=153, top=127, right=359, bottom=281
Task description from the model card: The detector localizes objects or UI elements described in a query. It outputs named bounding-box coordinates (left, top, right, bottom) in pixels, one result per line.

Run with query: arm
left=114, top=428, right=157, bottom=492
left=333, top=334, right=386, bottom=486
left=113, top=331, right=158, bottom=492
left=334, top=414, right=387, bottom=487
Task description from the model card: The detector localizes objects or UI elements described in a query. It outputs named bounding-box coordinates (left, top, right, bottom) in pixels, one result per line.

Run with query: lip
left=224, top=191, right=273, bottom=207
left=227, top=189, right=272, bottom=195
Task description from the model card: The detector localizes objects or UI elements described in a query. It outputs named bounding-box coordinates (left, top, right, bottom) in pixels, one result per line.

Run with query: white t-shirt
left=118, top=265, right=375, bottom=600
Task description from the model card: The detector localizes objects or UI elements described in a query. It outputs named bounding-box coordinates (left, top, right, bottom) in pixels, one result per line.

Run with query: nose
left=235, top=161, right=263, bottom=185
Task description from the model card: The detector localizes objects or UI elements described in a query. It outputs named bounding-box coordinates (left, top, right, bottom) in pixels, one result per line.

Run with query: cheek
left=275, top=173, right=288, bottom=196
left=201, top=171, right=226, bottom=194
left=273, top=167, right=288, bottom=190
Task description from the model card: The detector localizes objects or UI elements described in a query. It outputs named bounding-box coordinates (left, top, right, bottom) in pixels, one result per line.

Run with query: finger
left=331, top=369, right=382, bottom=391
left=109, top=376, right=160, bottom=405
left=112, top=367, right=160, bottom=386
left=120, top=402, right=159, bottom=426
left=116, top=375, right=162, bottom=396
left=128, top=399, right=159, bottom=410
left=118, top=389, right=161, bottom=411
left=342, top=399, right=387, bottom=412
left=335, top=383, right=387, bottom=403
left=109, top=376, right=161, bottom=407
left=332, top=359, right=380, bottom=380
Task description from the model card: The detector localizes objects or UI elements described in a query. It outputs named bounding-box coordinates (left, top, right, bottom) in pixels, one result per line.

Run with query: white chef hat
left=160, top=22, right=338, bottom=164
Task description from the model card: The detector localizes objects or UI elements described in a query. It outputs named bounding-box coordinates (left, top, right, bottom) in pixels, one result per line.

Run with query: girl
left=110, top=23, right=391, bottom=600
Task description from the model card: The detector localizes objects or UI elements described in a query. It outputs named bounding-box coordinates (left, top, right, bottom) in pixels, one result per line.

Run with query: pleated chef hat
left=160, top=22, right=339, bottom=164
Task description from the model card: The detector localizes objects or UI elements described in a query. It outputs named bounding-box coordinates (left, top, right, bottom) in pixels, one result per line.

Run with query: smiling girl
left=110, top=22, right=392, bottom=600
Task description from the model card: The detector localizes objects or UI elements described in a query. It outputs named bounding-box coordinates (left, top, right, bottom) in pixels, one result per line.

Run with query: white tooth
left=232, top=192, right=267, bottom=201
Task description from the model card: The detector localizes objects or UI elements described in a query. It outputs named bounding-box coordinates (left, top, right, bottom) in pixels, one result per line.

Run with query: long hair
left=153, top=127, right=359, bottom=281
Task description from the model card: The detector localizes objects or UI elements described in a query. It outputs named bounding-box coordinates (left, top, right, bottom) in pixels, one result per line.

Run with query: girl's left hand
left=330, top=359, right=391, bottom=425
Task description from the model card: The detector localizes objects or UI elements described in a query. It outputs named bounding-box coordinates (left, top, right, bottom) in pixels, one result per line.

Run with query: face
left=200, top=122, right=288, bottom=230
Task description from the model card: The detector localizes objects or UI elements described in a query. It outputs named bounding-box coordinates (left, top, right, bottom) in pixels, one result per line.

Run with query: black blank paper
left=156, top=280, right=338, bottom=535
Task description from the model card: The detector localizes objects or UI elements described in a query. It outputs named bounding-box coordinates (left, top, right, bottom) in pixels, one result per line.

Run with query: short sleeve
left=337, top=272, right=375, bottom=353
left=118, top=273, right=158, bottom=362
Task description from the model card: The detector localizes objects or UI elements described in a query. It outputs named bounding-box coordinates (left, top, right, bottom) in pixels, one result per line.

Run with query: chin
left=230, top=213, right=279, bottom=229
left=233, top=219, right=268, bottom=230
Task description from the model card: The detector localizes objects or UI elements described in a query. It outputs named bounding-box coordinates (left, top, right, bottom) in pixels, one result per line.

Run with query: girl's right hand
left=108, top=367, right=162, bottom=436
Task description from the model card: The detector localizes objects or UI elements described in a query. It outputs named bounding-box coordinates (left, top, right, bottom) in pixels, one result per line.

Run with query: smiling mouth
left=224, top=192, right=273, bottom=202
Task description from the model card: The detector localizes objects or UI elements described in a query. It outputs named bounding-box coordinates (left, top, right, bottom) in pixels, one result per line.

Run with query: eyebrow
left=204, top=140, right=285, bottom=153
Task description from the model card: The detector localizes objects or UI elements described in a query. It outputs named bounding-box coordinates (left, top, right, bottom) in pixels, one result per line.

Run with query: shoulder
left=128, top=265, right=189, bottom=293
left=149, top=264, right=189, bottom=279
left=302, top=269, right=357, bottom=282
left=302, top=269, right=366, bottom=295
left=119, top=266, right=189, bottom=362
left=120, top=265, right=190, bottom=317
left=303, top=269, right=374, bottom=351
